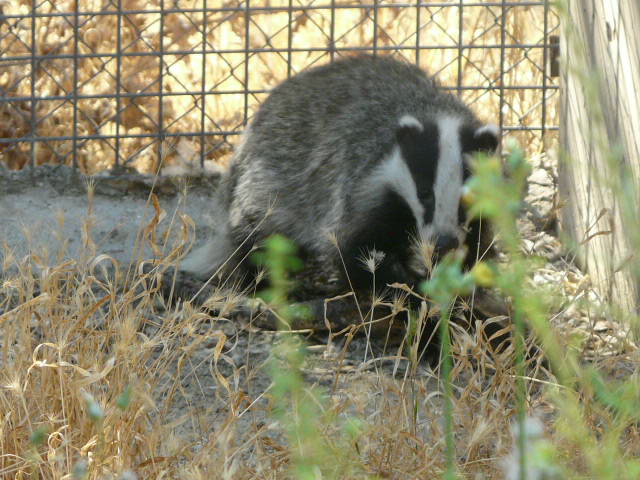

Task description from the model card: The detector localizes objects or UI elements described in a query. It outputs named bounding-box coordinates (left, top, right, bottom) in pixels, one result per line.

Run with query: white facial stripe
left=430, top=115, right=464, bottom=239
left=369, top=147, right=424, bottom=231
left=398, top=114, right=424, bottom=131
left=364, top=116, right=466, bottom=247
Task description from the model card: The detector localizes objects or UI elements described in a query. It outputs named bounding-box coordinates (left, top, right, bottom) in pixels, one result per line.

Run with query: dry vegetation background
left=0, top=0, right=558, bottom=173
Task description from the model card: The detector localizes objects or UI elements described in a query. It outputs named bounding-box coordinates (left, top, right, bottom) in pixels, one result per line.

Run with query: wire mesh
left=0, top=1, right=559, bottom=174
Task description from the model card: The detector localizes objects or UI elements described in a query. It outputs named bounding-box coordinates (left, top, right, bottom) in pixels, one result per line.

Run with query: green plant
left=255, top=235, right=369, bottom=479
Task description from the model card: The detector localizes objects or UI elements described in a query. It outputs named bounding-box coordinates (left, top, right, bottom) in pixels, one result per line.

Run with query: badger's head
left=390, top=113, right=499, bottom=276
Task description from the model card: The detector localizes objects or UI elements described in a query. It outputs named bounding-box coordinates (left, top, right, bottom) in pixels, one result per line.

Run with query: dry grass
left=0, top=202, right=546, bottom=479
left=1, top=181, right=638, bottom=479
left=0, top=0, right=558, bottom=173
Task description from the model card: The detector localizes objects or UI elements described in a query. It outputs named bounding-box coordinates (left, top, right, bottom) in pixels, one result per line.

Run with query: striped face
left=386, top=114, right=498, bottom=265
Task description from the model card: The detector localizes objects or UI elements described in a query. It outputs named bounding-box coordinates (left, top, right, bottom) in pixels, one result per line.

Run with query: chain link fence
left=0, top=1, right=559, bottom=174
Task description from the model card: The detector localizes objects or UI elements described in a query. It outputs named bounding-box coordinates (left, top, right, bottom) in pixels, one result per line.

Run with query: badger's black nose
left=434, top=234, right=459, bottom=257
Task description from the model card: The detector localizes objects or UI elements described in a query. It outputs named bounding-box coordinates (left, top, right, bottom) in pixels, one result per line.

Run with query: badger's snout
left=434, top=233, right=459, bottom=258
left=405, top=230, right=463, bottom=282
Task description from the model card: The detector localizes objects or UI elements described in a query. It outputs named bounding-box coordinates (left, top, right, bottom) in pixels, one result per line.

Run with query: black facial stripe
left=396, top=120, right=439, bottom=224
left=345, top=187, right=418, bottom=262
left=341, top=187, right=419, bottom=292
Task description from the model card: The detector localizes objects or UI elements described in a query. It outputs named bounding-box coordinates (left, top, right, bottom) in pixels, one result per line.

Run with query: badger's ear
left=472, top=124, right=499, bottom=153
left=395, top=115, right=424, bottom=145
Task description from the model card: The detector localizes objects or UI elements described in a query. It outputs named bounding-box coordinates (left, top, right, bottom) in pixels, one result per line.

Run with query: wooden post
left=559, top=0, right=640, bottom=321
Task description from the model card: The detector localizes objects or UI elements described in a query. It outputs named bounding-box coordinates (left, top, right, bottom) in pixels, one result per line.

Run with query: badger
left=180, top=55, right=499, bottom=294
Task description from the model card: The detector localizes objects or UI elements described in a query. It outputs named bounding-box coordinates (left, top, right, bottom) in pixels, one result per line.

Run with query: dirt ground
left=0, top=165, right=222, bottom=268
left=0, top=164, right=449, bottom=450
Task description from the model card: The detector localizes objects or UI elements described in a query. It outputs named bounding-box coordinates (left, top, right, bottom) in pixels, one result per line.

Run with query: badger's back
left=227, top=55, right=478, bottom=255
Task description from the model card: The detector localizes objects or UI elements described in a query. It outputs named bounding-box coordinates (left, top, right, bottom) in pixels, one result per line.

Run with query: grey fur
left=182, top=55, right=496, bottom=284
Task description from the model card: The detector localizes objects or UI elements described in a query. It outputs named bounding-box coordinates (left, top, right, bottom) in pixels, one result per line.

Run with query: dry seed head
left=3, top=378, right=22, bottom=394
left=326, top=231, right=339, bottom=248
left=411, top=234, right=435, bottom=275
left=358, top=248, right=386, bottom=274
left=254, top=267, right=266, bottom=284
left=390, top=293, right=410, bottom=313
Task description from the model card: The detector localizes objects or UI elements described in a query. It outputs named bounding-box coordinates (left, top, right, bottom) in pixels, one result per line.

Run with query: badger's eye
left=462, top=155, right=473, bottom=181
left=419, top=192, right=434, bottom=209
